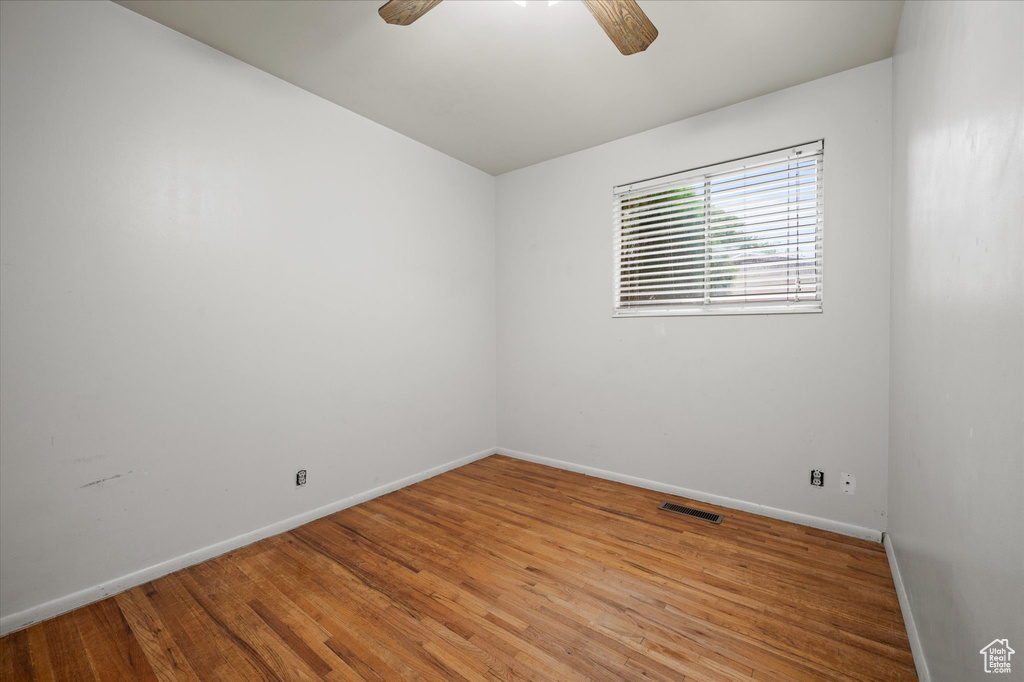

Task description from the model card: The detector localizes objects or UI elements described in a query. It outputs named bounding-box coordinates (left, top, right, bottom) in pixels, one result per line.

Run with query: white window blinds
left=613, top=141, right=824, bottom=317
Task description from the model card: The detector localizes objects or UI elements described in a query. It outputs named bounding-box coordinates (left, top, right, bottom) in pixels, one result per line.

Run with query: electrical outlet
left=296, top=469, right=307, bottom=487
left=810, top=469, right=825, bottom=487
left=840, top=472, right=856, bottom=495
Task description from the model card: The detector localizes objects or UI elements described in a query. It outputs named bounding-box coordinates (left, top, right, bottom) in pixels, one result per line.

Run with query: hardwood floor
left=0, top=455, right=916, bottom=681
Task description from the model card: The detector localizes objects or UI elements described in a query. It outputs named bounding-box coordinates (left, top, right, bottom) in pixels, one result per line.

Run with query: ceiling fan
left=377, top=0, right=658, bottom=55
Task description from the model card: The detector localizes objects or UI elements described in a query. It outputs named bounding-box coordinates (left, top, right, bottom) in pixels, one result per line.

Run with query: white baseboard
left=883, top=533, right=930, bottom=682
left=0, top=447, right=496, bottom=636
left=497, top=447, right=883, bottom=543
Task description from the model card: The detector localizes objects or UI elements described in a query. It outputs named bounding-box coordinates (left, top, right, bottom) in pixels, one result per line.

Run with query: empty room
left=0, top=0, right=1021, bottom=680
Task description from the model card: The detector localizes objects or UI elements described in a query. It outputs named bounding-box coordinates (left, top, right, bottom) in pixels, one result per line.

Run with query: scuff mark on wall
left=78, top=471, right=132, bottom=489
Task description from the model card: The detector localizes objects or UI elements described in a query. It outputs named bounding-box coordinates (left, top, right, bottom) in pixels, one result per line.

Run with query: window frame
left=612, top=141, right=825, bottom=318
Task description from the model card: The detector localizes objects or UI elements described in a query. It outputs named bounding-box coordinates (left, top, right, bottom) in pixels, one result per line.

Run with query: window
left=613, top=141, right=824, bottom=317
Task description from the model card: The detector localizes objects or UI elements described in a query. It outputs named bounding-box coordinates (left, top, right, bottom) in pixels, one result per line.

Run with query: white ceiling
left=116, top=0, right=904, bottom=175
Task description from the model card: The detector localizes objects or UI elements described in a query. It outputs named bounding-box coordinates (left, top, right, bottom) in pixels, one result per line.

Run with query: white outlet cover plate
left=840, top=472, right=856, bottom=495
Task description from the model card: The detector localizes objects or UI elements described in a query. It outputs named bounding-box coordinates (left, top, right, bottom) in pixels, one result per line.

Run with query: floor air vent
left=659, top=501, right=723, bottom=524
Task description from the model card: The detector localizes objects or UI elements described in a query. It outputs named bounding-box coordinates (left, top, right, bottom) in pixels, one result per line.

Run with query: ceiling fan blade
left=378, top=0, right=443, bottom=26
left=581, top=0, right=658, bottom=55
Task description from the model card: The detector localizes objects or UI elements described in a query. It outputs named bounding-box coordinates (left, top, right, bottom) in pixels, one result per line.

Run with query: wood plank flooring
left=0, top=455, right=917, bottom=681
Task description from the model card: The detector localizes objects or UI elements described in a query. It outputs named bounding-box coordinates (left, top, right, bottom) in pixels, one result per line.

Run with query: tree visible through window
left=614, top=142, right=823, bottom=316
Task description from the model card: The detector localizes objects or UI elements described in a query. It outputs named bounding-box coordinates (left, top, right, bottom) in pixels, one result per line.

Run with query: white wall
left=888, top=2, right=1023, bottom=680
left=496, top=61, right=892, bottom=533
left=0, top=0, right=495, bottom=628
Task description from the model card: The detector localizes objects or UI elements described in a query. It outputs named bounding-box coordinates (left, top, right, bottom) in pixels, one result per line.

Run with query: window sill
left=612, top=302, right=822, bottom=318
